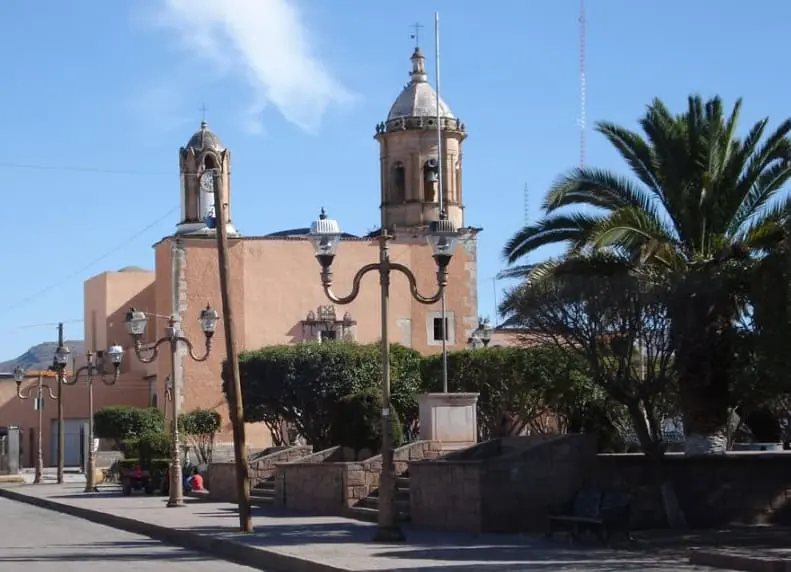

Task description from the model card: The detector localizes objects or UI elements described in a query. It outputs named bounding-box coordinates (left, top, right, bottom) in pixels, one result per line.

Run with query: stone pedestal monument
left=418, top=393, right=479, bottom=451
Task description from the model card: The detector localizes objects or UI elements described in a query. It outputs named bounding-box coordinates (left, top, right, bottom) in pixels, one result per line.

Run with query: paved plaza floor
left=0, top=496, right=260, bottom=571
left=0, top=482, right=723, bottom=571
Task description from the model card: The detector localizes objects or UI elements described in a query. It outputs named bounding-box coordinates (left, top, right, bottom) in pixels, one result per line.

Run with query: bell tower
left=374, top=47, right=467, bottom=231
left=176, top=121, right=239, bottom=236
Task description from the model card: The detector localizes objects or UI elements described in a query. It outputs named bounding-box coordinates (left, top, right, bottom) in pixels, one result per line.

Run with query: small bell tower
left=176, top=121, right=239, bottom=236
left=374, top=47, right=467, bottom=231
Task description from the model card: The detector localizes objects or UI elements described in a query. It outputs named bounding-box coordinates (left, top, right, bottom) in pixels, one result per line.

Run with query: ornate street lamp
left=64, top=345, right=124, bottom=492
left=308, top=208, right=459, bottom=542
left=124, top=305, right=219, bottom=507
left=14, top=367, right=58, bottom=484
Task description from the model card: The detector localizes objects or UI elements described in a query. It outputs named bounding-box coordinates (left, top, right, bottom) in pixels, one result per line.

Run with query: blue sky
left=0, top=0, right=788, bottom=360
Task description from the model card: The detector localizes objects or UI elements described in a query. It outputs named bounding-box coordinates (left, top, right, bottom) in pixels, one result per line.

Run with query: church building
left=81, top=47, right=481, bottom=448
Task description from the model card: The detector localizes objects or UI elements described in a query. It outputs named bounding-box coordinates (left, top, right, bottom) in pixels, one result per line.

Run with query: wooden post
left=212, top=170, right=252, bottom=532
left=56, top=322, right=64, bottom=484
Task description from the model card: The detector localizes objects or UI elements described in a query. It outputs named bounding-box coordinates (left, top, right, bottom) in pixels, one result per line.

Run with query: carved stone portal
left=301, top=305, right=356, bottom=342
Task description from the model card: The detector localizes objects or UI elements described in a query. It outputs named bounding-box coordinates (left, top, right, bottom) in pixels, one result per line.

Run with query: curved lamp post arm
left=389, top=262, right=448, bottom=305
left=320, top=263, right=381, bottom=305
left=177, top=336, right=213, bottom=363
left=133, top=337, right=171, bottom=364
left=16, top=384, right=56, bottom=401
left=65, top=363, right=121, bottom=386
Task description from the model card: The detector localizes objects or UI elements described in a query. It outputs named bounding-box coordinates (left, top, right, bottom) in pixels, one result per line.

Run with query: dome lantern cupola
left=374, top=48, right=467, bottom=231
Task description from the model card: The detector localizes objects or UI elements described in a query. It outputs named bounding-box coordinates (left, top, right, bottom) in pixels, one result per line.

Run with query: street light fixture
left=14, top=367, right=57, bottom=484
left=308, top=208, right=459, bottom=542
left=125, top=305, right=219, bottom=507
left=64, top=345, right=124, bottom=492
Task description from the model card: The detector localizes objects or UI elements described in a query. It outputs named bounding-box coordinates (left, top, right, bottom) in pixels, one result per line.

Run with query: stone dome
left=185, top=121, right=224, bottom=151
left=387, top=48, right=453, bottom=121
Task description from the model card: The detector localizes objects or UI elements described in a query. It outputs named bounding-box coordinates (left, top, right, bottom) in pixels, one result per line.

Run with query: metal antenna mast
left=523, top=182, right=529, bottom=227
left=578, top=0, right=587, bottom=169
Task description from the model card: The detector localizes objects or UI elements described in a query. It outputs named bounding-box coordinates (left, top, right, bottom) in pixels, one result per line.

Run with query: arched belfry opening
left=176, top=121, right=239, bottom=236
left=392, top=162, right=406, bottom=203
left=374, top=47, right=467, bottom=230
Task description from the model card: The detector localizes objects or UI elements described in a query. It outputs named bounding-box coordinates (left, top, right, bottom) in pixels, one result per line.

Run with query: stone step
left=396, top=476, right=410, bottom=488
left=346, top=505, right=410, bottom=524
left=357, top=495, right=410, bottom=511
left=250, top=494, right=274, bottom=506
left=252, top=479, right=275, bottom=492
left=368, top=487, right=410, bottom=501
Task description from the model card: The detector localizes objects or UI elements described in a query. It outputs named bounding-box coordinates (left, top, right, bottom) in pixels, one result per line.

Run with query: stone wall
left=276, top=441, right=442, bottom=515
left=593, top=452, right=791, bottom=529
left=250, top=445, right=312, bottom=486
left=208, top=445, right=313, bottom=502
left=410, top=434, right=597, bottom=533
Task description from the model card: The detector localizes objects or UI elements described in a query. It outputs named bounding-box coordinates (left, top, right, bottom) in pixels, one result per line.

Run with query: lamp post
left=468, top=317, right=493, bottom=349
left=63, top=345, right=124, bottom=492
left=308, top=208, right=459, bottom=542
left=124, top=306, right=218, bottom=507
left=13, top=368, right=58, bottom=484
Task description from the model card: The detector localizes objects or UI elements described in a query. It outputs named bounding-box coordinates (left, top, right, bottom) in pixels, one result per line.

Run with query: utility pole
left=212, top=170, right=252, bottom=532
left=56, top=322, right=64, bottom=484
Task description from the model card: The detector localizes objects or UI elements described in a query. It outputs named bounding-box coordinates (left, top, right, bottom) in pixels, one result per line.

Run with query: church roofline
left=151, top=226, right=482, bottom=249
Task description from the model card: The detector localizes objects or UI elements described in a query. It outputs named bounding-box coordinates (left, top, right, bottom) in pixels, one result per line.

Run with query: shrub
left=226, top=341, right=420, bottom=449
left=329, top=388, right=404, bottom=455
left=94, top=406, right=164, bottom=448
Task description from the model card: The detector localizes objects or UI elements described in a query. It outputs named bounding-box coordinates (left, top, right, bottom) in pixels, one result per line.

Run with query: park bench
left=546, top=488, right=632, bottom=544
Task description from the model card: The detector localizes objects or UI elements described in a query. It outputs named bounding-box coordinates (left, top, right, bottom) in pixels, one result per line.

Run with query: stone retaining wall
left=276, top=441, right=442, bottom=515
left=409, top=434, right=597, bottom=533
left=593, top=452, right=791, bottom=529
left=208, top=446, right=313, bottom=502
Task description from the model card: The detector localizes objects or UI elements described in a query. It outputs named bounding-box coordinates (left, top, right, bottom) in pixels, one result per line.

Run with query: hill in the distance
left=0, top=340, right=85, bottom=373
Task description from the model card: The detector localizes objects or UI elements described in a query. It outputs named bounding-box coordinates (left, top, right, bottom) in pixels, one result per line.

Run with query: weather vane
left=410, top=22, right=424, bottom=49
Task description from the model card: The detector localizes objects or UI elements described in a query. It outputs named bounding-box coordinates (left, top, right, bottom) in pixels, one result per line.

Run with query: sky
left=0, top=0, right=788, bottom=360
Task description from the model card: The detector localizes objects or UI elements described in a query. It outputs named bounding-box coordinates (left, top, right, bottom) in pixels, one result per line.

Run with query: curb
left=0, top=487, right=349, bottom=572
left=689, top=548, right=789, bottom=572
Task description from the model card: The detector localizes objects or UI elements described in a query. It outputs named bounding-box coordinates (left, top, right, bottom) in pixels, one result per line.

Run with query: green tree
left=227, top=341, right=422, bottom=450
left=94, top=406, right=164, bottom=449
left=502, top=95, right=791, bottom=455
left=179, top=408, right=221, bottom=465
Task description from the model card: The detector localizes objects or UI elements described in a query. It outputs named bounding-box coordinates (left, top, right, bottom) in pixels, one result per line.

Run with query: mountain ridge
left=0, top=340, right=86, bottom=373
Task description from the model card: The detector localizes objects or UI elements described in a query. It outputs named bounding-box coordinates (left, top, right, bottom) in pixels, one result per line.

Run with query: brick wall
left=593, top=452, right=791, bottom=529
left=409, top=434, right=597, bottom=533
left=208, top=445, right=313, bottom=502
left=275, top=441, right=442, bottom=515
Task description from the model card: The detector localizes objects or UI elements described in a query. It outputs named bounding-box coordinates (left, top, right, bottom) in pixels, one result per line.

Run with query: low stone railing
left=275, top=441, right=442, bottom=515
left=208, top=445, right=313, bottom=502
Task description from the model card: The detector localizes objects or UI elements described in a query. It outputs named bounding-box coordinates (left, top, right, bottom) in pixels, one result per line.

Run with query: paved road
left=0, top=497, right=260, bottom=571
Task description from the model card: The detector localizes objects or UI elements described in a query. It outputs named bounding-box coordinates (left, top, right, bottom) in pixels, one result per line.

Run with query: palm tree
left=502, top=95, right=791, bottom=455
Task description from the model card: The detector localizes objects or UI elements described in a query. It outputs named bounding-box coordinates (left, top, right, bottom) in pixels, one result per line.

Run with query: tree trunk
left=627, top=402, right=688, bottom=529
left=683, top=431, right=728, bottom=455
left=671, top=272, right=734, bottom=456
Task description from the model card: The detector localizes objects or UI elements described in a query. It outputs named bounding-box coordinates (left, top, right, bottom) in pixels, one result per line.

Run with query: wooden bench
left=546, top=488, right=632, bottom=543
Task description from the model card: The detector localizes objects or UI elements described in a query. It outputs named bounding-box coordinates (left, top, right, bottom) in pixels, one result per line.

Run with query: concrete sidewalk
left=0, top=483, right=716, bottom=571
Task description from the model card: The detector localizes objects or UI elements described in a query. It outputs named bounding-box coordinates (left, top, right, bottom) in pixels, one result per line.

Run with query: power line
left=0, top=162, right=170, bottom=176
left=7, top=319, right=83, bottom=331
left=0, top=205, right=179, bottom=317
left=0, top=161, right=215, bottom=178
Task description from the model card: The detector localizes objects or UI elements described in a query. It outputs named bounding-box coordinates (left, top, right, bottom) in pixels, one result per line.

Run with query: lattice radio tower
left=578, top=0, right=587, bottom=169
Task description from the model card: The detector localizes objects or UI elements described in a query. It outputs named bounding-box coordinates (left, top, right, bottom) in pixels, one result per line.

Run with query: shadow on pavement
left=0, top=539, right=205, bottom=563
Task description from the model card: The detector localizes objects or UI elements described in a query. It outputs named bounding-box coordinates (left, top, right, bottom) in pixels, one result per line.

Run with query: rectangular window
left=427, top=311, right=456, bottom=346
left=432, top=317, right=449, bottom=342
left=320, top=330, right=337, bottom=342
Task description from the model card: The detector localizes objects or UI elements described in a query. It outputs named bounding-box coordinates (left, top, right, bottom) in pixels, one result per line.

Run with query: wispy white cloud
left=151, top=0, right=356, bottom=134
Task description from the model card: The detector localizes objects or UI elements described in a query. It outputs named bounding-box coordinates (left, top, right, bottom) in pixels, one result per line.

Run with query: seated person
left=184, top=467, right=205, bottom=493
